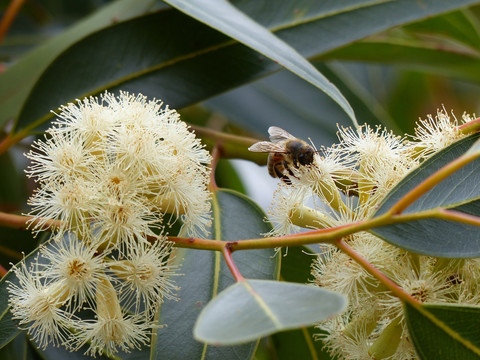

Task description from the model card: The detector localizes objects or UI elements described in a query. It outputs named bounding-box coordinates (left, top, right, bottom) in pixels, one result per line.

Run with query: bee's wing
left=248, top=141, right=286, bottom=153
left=268, top=126, right=297, bottom=142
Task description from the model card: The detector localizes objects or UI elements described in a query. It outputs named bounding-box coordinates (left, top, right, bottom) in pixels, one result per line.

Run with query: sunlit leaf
left=194, top=279, right=346, bottom=345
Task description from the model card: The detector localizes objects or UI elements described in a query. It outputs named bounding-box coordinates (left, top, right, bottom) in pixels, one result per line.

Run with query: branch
left=190, top=124, right=267, bottom=164
left=222, top=245, right=245, bottom=282
left=0, top=211, right=61, bottom=231
left=335, top=238, right=420, bottom=305
left=0, top=0, right=26, bottom=44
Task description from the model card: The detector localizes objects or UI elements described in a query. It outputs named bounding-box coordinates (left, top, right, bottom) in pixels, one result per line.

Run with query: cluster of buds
left=265, top=110, right=480, bottom=359
left=7, top=92, right=212, bottom=356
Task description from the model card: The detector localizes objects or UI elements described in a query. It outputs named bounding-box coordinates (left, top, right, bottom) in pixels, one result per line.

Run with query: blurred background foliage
left=1, top=0, right=480, bottom=297
left=1, top=1, right=480, bottom=359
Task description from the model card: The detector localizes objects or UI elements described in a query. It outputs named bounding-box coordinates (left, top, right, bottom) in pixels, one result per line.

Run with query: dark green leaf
left=0, top=232, right=53, bottom=350
left=404, top=9, right=480, bottom=50
left=280, top=246, right=314, bottom=284
left=0, top=249, right=39, bottom=349
left=194, top=279, right=346, bottom=345
left=271, top=327, right=334, bottom=360
left=206, top=62, right=396, bottom=146
left=8, top=0, right=480, bottom=134
left=0, top=333, right=27, bottom=360
left=164, top=0, right=356, bottom=125
left=30, top=339, right=111, bottom=360
left=0, top=0, right=157, bottom=130
left=214, top=159, right=246, bottom=195
left=321, top=40, right=480, bottom=83
left=0, top=153, right=27, bottom=210
left=152, top=189, right=277, bottom=359
left=372, top=134, right=480, bottom=257
left=405, top=302, right=480, bottom=359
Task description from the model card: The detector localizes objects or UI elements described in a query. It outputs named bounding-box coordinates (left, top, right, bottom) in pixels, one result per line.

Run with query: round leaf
left=194, top=279, right=346, bottom=345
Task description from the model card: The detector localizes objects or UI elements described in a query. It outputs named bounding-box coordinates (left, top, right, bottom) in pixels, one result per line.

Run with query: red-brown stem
left=0, top=133, right=25, bottom=156
left=458, top=117, right=480, bottom=135
left=0, top=0, right=26, bottom=44
left=0, top=211, right=61, bottom=231
left=335, top=238, right=420, bottom=305
left=434, top=208, right=480, bottom=226
left=388, top=152, right=480, bottom=215
left=0, top=264, right=8, bottom=277
left=190, top=125, right=258, bottom=148
left=222, top=245, right=245, bottom=282
left=166, top=236, right=224, bottom=251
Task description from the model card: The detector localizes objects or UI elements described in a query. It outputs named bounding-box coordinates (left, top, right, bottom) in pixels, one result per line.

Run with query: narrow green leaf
left=321, top=40, right=480, bottom=83
left=0, top=0, right=157, bottom=129
left=8, top=0, right=480, bottom=134
left=152, top=189, right=277, bottom=359
left=206, top=62, right=396, bottom=147
left=372, top=134, right=480, bottom=257
left=405, top=302, right=480, bottom=359
left=194, top=279, right=347, bottom=345
left=404, top=9, right=480, bottom=50
left=164, top=0, right=356, bottom=126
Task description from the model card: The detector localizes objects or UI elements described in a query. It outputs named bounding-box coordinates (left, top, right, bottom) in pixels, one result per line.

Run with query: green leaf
left=194, top=279, right=347, bottom=345
left=271, top=327, right=334, bottom=360
left=404, top=9, right=480, bottom=50
left=206, top=62, right=396, bottom=147
left=0, top=0, right=157, bottom=130
left=280, top=246, right=314, bottom=284
left=0, top=232, right=52, bottom=350
left=0, top=333, right=28, bottom=360
left=30, top=341, right=112, bottom=360
left=405, top=302, right=480, bottom=359
left=321, top=40, right=480, bottom=83
left=164, top=0, right=356, bottom=126
left=152, top=189, right=277, bottom=359
left=372, top=134, right=480, bottom=257
left=0, top=251, right=38, bottom=349
left=8, top=0, right=480, bottom=134
left=214, top=159, right=246, bottom=195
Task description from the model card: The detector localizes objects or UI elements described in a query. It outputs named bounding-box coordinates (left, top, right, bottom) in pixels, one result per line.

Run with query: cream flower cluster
left=266, top=110, right=479, bottom=359
left=8, top=92, right=212, bottom=356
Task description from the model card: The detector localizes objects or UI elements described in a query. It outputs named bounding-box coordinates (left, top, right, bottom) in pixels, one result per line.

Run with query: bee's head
left=298, top=146, right=314, bottom=165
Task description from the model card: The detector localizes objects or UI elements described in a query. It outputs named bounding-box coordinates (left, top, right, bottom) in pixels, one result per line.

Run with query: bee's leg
left=284, top=161, right=299, bottom=180
left=273, top=163, right=292, bottom=185
left=273, top=164, right=285, bottom=178
left=280, top=175, right=292, bottom=185
left=292, top=157, right=298, bottom=168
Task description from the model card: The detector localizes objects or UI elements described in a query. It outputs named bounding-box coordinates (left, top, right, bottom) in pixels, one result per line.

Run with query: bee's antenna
left=308, top=137, right=321, bottom=153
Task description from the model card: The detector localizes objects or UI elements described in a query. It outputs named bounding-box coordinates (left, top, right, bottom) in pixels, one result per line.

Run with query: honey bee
left=248, top=126, right=316, bottom=184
